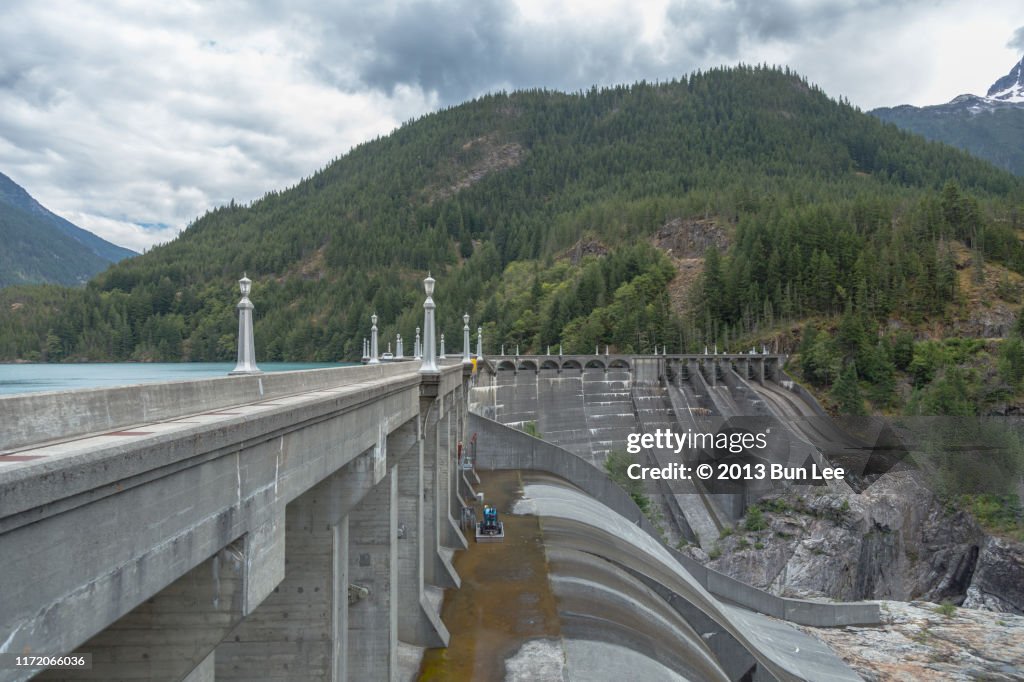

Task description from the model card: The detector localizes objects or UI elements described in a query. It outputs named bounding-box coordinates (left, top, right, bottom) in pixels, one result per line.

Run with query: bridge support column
left=215, top=449, right=380, bottom=681
left=755, top=357, right=765, bottom=384
left=392, top=417, right=450, bottom=649
left=346, top=460, right=400, bottom=682
left=437, top=388, right=469, bottom=551
left=38, top=546, right=249, bottom=682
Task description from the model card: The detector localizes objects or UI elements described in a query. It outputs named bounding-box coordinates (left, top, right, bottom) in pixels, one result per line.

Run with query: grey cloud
left=357, top=0, right=516, bottom=98
left=291, top=0, right=938, bottom=106
left=288, top=0, right=670, bottom=104
left=664, top=0, right=926, bottom=59
left=1009, top=26, right=1024, bottom=52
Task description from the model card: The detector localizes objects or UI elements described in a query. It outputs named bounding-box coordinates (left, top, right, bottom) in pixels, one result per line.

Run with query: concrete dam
left=0, top=354, right=878, bottom=681
left=469, top=353, right=850, bottom=547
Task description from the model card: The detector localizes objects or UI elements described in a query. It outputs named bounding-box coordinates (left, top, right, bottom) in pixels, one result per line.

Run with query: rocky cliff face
left=688, top=470, right=1023, bottom=613
left=963, top=536, right=1024, bottom=613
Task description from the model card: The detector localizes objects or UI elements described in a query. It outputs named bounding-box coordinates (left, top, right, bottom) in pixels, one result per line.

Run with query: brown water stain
left=418, top=470, right=562, bottom=681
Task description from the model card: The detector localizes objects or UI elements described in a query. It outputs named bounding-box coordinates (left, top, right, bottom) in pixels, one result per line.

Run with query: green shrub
left=604, top=450, right=652, bottom=516
left=745, top=505, right=768, bottom=531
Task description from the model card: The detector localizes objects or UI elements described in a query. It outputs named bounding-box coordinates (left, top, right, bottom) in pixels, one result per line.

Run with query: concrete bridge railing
left=0, top=362, right=417, bottom=453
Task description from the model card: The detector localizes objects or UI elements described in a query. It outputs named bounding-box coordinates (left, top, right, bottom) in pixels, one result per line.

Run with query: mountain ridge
left=987, top=55, right=1024, bottom=102
left=0, top=172, right=136, bottom=287
left=871, top=56, right=1024, bottom=174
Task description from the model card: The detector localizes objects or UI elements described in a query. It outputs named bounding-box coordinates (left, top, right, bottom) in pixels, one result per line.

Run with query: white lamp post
left=420, top=275, right=439, bottom=375
left=229, top=274, right=261, bottom=375
left=368, top=314, right=380, bottom=364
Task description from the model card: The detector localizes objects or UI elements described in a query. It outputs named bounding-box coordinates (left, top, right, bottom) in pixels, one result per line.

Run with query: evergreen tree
left=832, top=361, right=866, bottom=416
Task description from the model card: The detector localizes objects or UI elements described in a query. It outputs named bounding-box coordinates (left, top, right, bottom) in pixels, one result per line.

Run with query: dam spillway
left=470, top=353, right=819, bottom=544
left=431, top=463, right=866, bottom=680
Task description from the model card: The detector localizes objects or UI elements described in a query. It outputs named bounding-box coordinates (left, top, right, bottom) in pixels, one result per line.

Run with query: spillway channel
left=418, top=471, right=563, bottom=680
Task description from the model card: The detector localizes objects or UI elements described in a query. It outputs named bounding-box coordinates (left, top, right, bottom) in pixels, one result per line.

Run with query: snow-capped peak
left=985, top=55, right=1024, bottom=104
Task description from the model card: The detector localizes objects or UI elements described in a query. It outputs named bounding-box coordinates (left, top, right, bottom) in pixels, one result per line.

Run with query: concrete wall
left=0, top=362, right=416, bottom=452
left=471, top=413, right=659, bottom=537
left=776, top=369, right=830, bottom=418
left=474, top=366, right=636, bottom=466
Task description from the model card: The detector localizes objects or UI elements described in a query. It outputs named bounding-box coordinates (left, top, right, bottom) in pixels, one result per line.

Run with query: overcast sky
left=1, top=1, right=1022, bottom=252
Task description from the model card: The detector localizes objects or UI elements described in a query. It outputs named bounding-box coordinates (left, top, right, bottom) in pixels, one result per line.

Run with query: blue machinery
left=475, top=503, right=505, bottom=542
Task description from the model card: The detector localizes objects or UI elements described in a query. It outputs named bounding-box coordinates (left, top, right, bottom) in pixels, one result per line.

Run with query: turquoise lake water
left=0, top=362, right=351, bottom=396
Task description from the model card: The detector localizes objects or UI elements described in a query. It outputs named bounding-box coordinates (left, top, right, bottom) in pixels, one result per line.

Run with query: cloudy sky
left=1, top=1, right=1022, bottom=252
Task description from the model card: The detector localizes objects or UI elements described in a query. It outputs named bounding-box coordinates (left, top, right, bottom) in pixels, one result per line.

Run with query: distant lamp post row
left=229, top=272, right=485, bottom=376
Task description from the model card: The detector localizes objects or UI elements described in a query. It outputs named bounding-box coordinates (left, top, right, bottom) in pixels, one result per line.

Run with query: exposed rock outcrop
left=696, top=471, right=996, bottom=606
left=963, top=536, right=1024, bottom=613
left=653, top=217, right=728, bottom=258
left=799, top=600, right=1024, bottom=681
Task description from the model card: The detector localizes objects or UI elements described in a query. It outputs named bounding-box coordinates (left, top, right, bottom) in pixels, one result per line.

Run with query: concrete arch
left=517, top=360, right=538, bottom=372
left=496, top=360, right=516, bottom=372
left=609, top=359, right=631, bottom=369
left=561, top=359, right=583, bottom=371
left=540, top=359, right=560, bottom=370
left=584, top=359, right=606, bottom=369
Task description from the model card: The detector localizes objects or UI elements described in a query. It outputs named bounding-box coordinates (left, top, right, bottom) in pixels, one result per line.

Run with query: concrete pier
left=346, top=464, right=399, bottom=681
left=38, top=548, right=246, bottom=681
left=214, top=449, right=382, bottom=681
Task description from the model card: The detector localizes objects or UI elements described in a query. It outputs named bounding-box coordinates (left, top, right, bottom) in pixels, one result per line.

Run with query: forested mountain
left=0, top=172, right=136, bottom=287
left=2, top=64, right=1024, bottom=418
left=871, top=57, right=1024, bottom=175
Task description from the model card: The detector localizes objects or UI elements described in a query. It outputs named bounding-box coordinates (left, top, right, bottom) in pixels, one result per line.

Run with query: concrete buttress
left=393, top=415, right=450, bottom=649
left=214, top=448, right=379, bottom=681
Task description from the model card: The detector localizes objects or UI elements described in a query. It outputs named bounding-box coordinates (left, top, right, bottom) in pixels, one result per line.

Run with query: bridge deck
left=0, top=365, right=431, bottom=516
